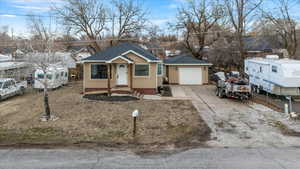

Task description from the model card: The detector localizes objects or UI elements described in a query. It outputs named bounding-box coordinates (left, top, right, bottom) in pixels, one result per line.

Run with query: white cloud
left=150, top=18, right=173, bottom=27
left=168, top=4, right=178, bottom=9
left=14, top=5, right=50, bottom=11
left=0, top=14, right=17, bottom=17
left=174, top=0, right=190, bottom=3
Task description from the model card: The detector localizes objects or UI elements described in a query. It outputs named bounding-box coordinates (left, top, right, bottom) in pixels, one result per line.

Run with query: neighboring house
left=82, top=42, right=163, bottom=95
left=164, top=55, right=212, bottom=85
left=0, top=61, right=29, bottom=81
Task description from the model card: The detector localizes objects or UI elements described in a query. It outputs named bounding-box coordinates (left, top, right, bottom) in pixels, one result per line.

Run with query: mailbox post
left=132, top=110, right=139, bottom=137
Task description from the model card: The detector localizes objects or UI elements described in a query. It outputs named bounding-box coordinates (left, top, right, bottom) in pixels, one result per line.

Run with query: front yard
left=0, top=82, right=211, bottom=151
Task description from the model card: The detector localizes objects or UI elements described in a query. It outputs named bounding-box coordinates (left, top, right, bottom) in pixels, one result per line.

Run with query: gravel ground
left=0, top=82, right=211, bottom=151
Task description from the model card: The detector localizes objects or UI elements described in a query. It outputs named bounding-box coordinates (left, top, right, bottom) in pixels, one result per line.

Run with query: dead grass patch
left=0, top=82, right=211, bottom=151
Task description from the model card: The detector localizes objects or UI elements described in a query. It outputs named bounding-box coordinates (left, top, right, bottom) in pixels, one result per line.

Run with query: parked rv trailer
left=245, top=55, right=300, bottom=96
left=34, top=65, right=68, bottom=89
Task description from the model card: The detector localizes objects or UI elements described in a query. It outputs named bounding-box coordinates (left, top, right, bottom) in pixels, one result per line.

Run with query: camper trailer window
left=91, top=64, right=108, bottom=79
left=46, top=74, right=52, bottom=80
left=272, top=66, right=277, bottom=73
left=259, top=67, right=263, bottom=73
left=37, top=74, right=44, bottom=79
left=0, top=82, right=2, bottom=88
left=61, top=72, right=64, bottom=76
left=65, top=72, right=68, bottom=77
left=56, top=74, right=59, bottom=79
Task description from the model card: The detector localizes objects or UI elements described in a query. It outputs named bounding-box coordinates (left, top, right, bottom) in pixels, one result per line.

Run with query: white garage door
left=179, top=67, right=203, bottom=85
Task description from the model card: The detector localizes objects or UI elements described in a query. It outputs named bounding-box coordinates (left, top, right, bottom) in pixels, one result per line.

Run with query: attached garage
left=164, top=55, right=212, bottom=85
left=179, top=67, right=202, bottom=85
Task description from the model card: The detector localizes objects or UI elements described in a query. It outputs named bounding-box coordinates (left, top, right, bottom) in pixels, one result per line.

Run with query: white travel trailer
left=245, top=55, right=300, bottom=96
left=34, top=65, right=68, bottom=89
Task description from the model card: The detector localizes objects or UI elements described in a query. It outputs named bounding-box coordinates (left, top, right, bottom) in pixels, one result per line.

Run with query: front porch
left=84, top=61, right=134, bottom=95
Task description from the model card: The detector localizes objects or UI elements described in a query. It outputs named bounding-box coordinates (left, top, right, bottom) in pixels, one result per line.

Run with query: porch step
left=132, top=90, right=144, bottom=99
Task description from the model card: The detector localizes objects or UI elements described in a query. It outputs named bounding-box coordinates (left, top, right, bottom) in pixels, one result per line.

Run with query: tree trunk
left=43, top=86, right=51, bottom=120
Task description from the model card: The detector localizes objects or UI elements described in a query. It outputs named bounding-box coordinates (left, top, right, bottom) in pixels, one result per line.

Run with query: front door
left=117, top=64, right=128, bottom=85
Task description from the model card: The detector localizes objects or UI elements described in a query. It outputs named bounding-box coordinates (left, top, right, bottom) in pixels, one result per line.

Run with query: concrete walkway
left=1, top=148, right=300, bottom=169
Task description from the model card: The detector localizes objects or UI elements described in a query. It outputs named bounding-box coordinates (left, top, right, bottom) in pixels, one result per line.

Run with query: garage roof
left=164, top=55, right=212, bottom=65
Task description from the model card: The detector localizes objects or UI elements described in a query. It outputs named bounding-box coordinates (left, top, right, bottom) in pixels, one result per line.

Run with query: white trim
left=164, top=63, right=213, bottom=66
left=82, top=60, right=106, bottom=63
left=106, top=55, right=133, bottom=63
left=122, top=50, right=151, bottom=62
left=122, top=50, right=161, bottom=63
left=133, top=64, right=150, bottom=78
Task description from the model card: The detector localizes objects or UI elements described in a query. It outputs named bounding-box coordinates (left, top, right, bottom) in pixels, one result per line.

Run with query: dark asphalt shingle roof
left=164, top=55, right=212, bottom=65
left=83, top=42, right=160, bottom=62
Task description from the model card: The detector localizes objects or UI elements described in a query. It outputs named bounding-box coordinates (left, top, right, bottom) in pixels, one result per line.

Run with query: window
left=135, top=64, right=149, bottom=76
left=61, top=72, right=64, bottom=76
left=157, top=63, right=163, bottom=76
left=272, top=65, right=277, bottom=73
left=2, top=82, right=9, bottom=89
left=46, top=74, right=53, bottom=80
left=37, top=73, right=44, bottom=79
left=0, top=82, right=3, bottom=88
left=65, top=72, right=68, bottom=77
left=91, top=64, right=108, bottom=79
left=10, top=80, right=15, bottom=87
left=56, top=74, right=59, bottom=79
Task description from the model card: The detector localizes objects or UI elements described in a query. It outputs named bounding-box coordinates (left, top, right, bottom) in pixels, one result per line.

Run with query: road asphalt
left=0, top=148, right=300, bottom=169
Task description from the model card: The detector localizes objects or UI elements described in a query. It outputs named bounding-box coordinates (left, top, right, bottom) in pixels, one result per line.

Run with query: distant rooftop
left=164, top=55, right=212, bottom=65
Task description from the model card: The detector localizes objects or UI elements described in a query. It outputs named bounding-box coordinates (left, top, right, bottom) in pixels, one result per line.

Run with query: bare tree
left=111, top=0, right=147, bottom=41
left=146, top=24, right=162, bottom=42
left=26, top=16, right=62, bottom=121
left=173, top=0, right=226, bottom=59
left=53, top=0, right=107, bottom=54
left=224, top=0, right=263, bottom=70
left=261, top=0, right=298, bottom=58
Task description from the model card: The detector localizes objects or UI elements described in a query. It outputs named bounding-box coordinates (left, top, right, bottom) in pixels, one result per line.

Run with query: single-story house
left=164, top=55, right=212, bottom=85
left=82, top=42, right=163, bottom=95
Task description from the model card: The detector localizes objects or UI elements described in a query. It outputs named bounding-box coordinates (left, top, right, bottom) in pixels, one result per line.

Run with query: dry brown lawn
left=0, top=82, right=211, bottom=151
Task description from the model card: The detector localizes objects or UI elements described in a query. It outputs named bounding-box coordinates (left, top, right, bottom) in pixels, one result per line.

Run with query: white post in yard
left=132, top=109, right=139, bottom=137
left=284, top=104, right=289, bottom=114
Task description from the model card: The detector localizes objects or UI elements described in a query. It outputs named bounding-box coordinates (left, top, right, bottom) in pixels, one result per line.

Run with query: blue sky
left=1, top=0, right=300, bottom=37
left=0, top=0, right=185, bottom=37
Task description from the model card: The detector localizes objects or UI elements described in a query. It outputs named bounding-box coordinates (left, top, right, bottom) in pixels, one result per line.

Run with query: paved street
left=0, top=148, right=300, bottom=169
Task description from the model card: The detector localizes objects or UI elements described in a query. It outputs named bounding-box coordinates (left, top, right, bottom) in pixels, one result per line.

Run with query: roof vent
left=265, top=55, right=279, bottom=59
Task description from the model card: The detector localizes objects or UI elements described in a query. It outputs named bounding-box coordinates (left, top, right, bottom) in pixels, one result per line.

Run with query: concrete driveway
left=171, top=85, right=300, bottom=148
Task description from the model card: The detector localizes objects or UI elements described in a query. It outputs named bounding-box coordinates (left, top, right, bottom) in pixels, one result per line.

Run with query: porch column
left=130, top=63, right=133, bottom=91
left=107, top=64, right=111, bottom=96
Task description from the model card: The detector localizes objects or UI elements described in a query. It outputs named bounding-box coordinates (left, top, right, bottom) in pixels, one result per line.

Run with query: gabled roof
left=164, top=55, right=212, bottom=65
left=82, top=42, right=160, bottom=63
